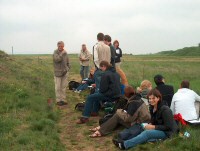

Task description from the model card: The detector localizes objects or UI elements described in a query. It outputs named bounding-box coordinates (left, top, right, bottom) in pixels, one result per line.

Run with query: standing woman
left=113, top=40, right=128, bottom=85
left=79, top=44, right=90, bottom=80
left=113, top=89, right=179, bottom=150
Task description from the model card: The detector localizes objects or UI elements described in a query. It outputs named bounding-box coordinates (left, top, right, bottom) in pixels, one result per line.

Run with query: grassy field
left=0, top=53, right=200, bottom=151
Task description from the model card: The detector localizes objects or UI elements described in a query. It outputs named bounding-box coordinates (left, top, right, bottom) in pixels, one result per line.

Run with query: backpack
left=75, top=101, right=85, bottom=111
left=68, top=81, right=80, bottom=90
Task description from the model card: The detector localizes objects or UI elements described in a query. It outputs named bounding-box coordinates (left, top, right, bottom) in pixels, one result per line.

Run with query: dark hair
left=124, top=86, right=135, bottom=98
left=97, top=33, right=104, bottom=41
left=181, top=80, right=190, bottom=88
left=113, top=40, right=119, bottom=46
left=154, top=74, right=164, bottom=85
left=99, top=60, right=112, bottom=69
left=147, top=88, right=162, bottom=101
left=104, top=35, right=112, bottom=42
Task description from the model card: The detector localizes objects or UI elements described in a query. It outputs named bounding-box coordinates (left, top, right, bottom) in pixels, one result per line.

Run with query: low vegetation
left=0, top=51, right=200, bottom=150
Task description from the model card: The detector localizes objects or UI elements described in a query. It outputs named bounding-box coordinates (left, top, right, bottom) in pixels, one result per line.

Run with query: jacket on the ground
left=53, top=49, right=70, bottom=77
left=99, top=67, right=121, bottom=98
left=156, top=82, right=174, bottom=107
left=117, top=94, right=151, bottom=125
left=150, top=102, right=179, bottom=137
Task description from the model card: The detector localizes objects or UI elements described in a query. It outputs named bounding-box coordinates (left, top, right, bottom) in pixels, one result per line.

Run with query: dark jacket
left=110, top=44, right=116, bottom=67
left=100, top=67, right=121, bottom=98
left=150, top=102, right=179, bottom=138
left=117, top=94, right=151, bottom=125
left=156, top=82, right=174, bottom=107
left=115, top=47, right=122, bottom=63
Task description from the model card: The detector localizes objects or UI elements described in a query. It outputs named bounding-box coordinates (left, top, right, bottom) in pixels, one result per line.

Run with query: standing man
left=93, top=33, right=111, bottom=69
left=53, top=41, right=70, bottom=106
left=79, top=44, right=90, bottom=80
left=104, top=35, right=116, bottom=68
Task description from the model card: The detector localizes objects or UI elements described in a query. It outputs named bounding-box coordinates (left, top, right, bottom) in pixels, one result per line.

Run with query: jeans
left=76, top=83, right=89, bottom=91
left=118, top=124, right=144, bottom=140
left=124, top=130, right=167, bottom=149
left=80, top=65, right=89, bottom=80
left=82, top=93, right=108, bottom=118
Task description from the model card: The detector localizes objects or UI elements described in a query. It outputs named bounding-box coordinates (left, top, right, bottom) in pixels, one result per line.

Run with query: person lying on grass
left=77, top=60, right=121, bottom=124
left=113, top=89, right=179, bottom=150
left=89, top=86, right=151, bottom=137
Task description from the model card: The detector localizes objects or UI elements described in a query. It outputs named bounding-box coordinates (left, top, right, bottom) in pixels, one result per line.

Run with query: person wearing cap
left=170, top=80, right=200, bottom=121
left=154, top=74, right=174, bottom=107
left=53, top=41, right=70, bottom=106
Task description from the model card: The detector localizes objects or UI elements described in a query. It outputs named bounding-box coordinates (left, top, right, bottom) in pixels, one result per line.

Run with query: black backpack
left=68, top=81, right=80, bottom=90
left=75, top=101, right=85, bottom=111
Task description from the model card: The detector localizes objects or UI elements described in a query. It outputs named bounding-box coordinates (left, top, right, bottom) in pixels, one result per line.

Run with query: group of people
left=52, top=33, right=200, bottom=150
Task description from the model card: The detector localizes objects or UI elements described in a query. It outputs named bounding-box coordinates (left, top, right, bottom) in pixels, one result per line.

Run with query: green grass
left=0, top=52, right=200, bottom=150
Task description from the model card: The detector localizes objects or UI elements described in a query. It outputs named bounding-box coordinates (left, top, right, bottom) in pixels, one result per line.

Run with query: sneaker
left=112, top=138, right=125, bottom=150
left=76, top=117, right=89, bottom=124
left=77, top=90, right=82, bottom=93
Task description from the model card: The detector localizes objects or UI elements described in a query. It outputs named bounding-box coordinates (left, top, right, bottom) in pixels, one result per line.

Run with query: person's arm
left=53, top=51, right=63, bottom=63
left=194, top=92, right=200, bottom=102
left=65, top=52, right=70, bottom=70
left=93, top=45, right=99, bottom=68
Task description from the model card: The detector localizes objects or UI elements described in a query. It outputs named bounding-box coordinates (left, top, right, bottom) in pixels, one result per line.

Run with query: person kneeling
left=77, top=61, right=121, bottom=124
left=89, top=86, right=151, bottom=137
left=113, top=89, right=179, bottom=150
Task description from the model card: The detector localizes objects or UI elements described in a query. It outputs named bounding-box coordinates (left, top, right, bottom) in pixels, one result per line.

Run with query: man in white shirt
left=170, top=80, right=200, bottom=121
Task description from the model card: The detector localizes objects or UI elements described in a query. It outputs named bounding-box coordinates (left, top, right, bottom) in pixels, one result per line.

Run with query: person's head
left=97, top=33, right=104, bottom=41
left=99, top=61, right=112, bottom=71
left=154, top=74, right=165, bottom=85
left=104, top=35, right=112, bottom=45
left=57, top=41, right=64, bottom=51
left=124, top=86, right=136, bottom=98
left=147, top=89, right=162, bottom=107
left=181, top=80, right=190, bottom=89
left=82, top=44, right=87, bottom=51
left=113, top=40, right=119, bottom=48
left=90, top=67, right=95, bottom=75
left=140, top=80, right=152, bottom=91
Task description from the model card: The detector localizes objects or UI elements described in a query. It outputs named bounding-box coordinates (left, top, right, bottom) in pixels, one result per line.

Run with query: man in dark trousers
left=154, top=74, right=174, bottom=107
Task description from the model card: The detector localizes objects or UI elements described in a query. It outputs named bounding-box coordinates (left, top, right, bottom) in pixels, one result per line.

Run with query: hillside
left=156, top=46, right=200, bottom=56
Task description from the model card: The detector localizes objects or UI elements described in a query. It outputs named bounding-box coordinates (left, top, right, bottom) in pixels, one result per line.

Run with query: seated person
left=76, top=61, right=121, bottom=124
left=113, top=89, right=179, bottom=150
left=170, top=80, right=200, bottom=121
left=88, top=86, right=151, bottom=137
left=137, top=80, right=152, bottom=105
left=154, top=74, right=174, bottom=107
left=74, top=68, right=95, bottom=93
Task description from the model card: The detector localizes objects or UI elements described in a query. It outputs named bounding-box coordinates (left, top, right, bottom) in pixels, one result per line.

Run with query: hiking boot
left=76, top=117, right=89, bottom=124
left=112, top=138, right=125, bottom=150
left=91, top=112, right=99, bottom=117
left=56, top=101, right=68, bottom=106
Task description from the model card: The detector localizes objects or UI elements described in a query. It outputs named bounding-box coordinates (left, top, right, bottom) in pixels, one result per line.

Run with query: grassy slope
left=0, top=53, right=200, bottom=150
left=156, top=46, right=200, bottom=56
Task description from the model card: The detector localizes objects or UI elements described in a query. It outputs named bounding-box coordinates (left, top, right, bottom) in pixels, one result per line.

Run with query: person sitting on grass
left=154, top=74, right=174, bottom=107
left=74, top=68, right=95, bottom=93
left=88, top=86, right=151, bottom=137
left=113, top=89, right=179, bottom=150
left=76, top=61, right=121, bottom=124
left=137, top=80, right=152, bottom=105
left=170, top=80, right=200, bottom=121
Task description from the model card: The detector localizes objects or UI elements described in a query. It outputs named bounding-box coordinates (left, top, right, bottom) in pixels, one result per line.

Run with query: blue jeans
left=118, top=124, right=144, bottom=140
left=76, top=83, right=89, bottom=91
left=80, top=65, right=89, bottom=80
left=124, top=130, right=167, bottom=149
left=82, top=93, right=108, bottom=118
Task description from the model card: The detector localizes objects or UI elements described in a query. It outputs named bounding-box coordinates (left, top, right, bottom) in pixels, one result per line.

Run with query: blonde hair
left=140, top=80, right=152, bottom=90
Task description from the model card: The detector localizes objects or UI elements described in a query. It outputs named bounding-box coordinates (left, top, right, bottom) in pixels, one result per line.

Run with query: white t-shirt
left=170, top=88, right=200, bottom=121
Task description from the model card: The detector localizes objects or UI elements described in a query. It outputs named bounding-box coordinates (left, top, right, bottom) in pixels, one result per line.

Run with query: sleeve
left=155, top=108, right=174, bottom=131
left=194, top=92, right=200, bottom=102
left=85, top=51, right=91, bottom=60
left=53, top=51, right=62, bottom=63
left=93, top=45, right=99, bottom=68
left=170, top=95, right=175, bottom=114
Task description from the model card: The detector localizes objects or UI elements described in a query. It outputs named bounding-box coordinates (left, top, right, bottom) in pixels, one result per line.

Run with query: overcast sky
left=0, top=0, right=200, bottom=54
